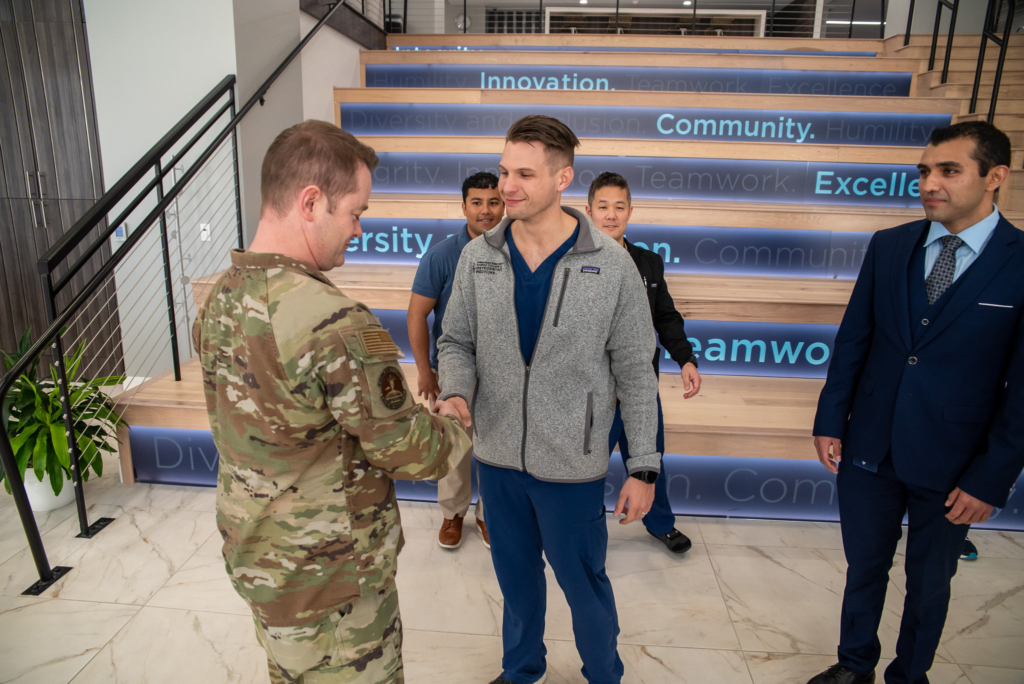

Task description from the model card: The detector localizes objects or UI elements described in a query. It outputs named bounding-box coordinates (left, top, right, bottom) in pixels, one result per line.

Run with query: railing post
left=463, top=0, right=467, bottom=32
left=0, top=426, right=70, bottom=594
left=904, top=0, right=916, bottom=46
left=941, top=0, right=959, bottom=84
left=38, top=275, right=90, bottom=538
left=769, top=0, right=775, bottom=37
left=614, top=0, right=619, bottom=34
left=848, top=0, right=857, bottom=38
left=970, top=0, right=996, bottom=114
left=155, top=163, right=182, bottom=382
left=879, top=0, right=886, bottom=39
left=691, top=0, right=697, bottom=32
left=987, top=0, right=1015, bottom=124
left=928, top=0, right=944, bottom=72
left=229, top=89, right=244, bottom=250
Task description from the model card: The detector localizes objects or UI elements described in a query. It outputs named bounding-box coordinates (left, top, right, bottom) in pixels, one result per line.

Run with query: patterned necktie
left=925, top=234, right=965, bottom=305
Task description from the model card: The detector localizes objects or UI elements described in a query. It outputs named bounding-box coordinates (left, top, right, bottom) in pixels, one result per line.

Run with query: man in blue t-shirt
left=408, top=172, right=504, bottom=550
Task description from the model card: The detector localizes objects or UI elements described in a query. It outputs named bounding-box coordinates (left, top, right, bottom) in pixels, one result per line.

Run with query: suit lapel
left=890, top=221, right=926, bottom=351
left=916, top=217, right=1019, bottom=348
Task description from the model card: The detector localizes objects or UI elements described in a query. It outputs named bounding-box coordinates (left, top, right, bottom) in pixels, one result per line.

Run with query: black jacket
left=624, top=238, right=696, bottom=377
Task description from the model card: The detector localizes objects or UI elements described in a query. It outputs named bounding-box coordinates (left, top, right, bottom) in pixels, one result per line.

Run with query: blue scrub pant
left=478, top=461, right=623, bottom=684
left=837, top=455, right=969, bottom=684
left=607, top=395, right=675, bottom=536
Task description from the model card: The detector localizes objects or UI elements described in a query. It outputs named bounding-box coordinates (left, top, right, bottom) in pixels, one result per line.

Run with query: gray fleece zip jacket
left=437, top=206, right=660, bottom=483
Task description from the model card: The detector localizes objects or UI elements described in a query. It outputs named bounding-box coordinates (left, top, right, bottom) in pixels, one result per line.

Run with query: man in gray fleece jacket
left=436, top=116, right=660, bottom=684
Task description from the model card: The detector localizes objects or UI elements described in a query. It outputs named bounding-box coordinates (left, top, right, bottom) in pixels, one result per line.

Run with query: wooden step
left=190, top=265, right=854, bottom=326
left=919, top=81, right=1024, bottom=100
left=957, top=98, right=1024, bottom=115
left=919, top=58, right=1024, bottom=73
left=111, top=356, right=822, bottom=473
left=388, top=33, right=885, bottom=55
left=885, top=34, right=1024, bottom=51
left=335, top=86, right=962, bottom=115
left=356, top=135, right=927, bottom=164
left=888, top=45, right=1024, bottom=61
left=956, top=112, right=1024, bottom=130
left=919, top=70, right=1024, bottom=88
left=361, top=50, right=923, bottom=74
left=359, top=194, right=1024, bottom=232
left=360, top=194, right=935, bottom=232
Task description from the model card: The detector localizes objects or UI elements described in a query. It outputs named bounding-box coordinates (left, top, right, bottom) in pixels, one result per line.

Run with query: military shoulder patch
left=359, top=329, right=400, bottom=357
left=378, top=366, right=408, bottom=410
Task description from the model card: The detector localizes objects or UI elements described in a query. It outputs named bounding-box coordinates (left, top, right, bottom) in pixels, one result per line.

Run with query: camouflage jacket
left=192, top=250, right=469, bottom=627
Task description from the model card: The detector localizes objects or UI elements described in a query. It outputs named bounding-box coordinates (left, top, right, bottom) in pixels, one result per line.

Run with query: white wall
left=233, top=0, right=305, bottom=245
left=84, top=0, right=237, bottom=185
left=300, top=12, right=362, bottom=123
left=84, top=0, right=238, bottom=384
left=885, top=0, right=988, bottom=38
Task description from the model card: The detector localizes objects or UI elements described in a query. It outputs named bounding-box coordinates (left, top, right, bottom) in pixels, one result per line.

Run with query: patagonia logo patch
left=474, top=262, right=502, bottom=275
left=581, top=266, right=600, bottom=275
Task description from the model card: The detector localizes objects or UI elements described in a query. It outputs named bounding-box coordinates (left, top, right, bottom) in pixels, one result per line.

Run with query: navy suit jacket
left=814, top=216, right=1024, bottom=508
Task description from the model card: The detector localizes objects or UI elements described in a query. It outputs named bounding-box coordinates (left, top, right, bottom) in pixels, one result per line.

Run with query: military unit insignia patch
left=378, top=365, right=408, bottom=410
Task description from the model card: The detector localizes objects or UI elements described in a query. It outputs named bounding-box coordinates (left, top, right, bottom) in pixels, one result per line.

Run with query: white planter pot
left=23, top=470, right=76, bottom=512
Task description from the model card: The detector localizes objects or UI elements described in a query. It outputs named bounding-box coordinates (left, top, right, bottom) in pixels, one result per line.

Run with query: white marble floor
left=0, top=465, right=1022, bottom=684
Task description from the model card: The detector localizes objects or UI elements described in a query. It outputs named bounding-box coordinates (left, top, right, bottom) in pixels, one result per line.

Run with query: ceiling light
left=580, top=0, right=587, bottom=4
left=683, top=1, right=692, bottom=5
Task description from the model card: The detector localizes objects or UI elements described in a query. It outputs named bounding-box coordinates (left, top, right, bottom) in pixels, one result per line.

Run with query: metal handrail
left=971, top=0, right=1017, bottom=123
left=0, top=0, right=344, bottom=594
left=45, top=86, right=236, bottom=298
left=927, top=0, right=960, bottom=84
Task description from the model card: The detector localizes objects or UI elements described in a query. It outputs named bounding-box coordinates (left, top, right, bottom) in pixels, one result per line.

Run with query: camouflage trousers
left=253, top=583, right=404, bottom=684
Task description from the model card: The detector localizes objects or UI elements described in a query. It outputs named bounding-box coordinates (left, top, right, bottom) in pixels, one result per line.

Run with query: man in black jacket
left=586, top=172, right=702, bottom=554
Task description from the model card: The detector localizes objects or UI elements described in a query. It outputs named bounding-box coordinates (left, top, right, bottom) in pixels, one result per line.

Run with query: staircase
left=115, top=33, right=1024, bottom=513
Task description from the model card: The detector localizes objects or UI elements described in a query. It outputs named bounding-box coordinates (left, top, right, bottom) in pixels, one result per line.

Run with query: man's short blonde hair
left=260, top=120, right=378, bottom=217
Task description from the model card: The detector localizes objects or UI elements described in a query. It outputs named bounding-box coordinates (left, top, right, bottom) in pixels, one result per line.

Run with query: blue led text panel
left=365, top=64, right=912, bottom=97
left=349, top=219, right=871, bottom=280
left=340, top=103, right=949, bottom=147
left=369, top=309, right=837, bottom=379
left=128, top=428, right=1024, bottom=531
left=370, top=153, right=923, bottom=208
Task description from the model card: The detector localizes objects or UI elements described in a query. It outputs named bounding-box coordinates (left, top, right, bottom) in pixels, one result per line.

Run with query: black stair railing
left=0, top=1, right=343, bottom=596
left=971, top=0, right=1017, bottom=123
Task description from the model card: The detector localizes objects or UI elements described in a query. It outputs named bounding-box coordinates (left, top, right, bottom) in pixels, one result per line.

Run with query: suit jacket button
left=921, top=318, right=929, bottom=325
left=908, top=356, right=918, bottom=365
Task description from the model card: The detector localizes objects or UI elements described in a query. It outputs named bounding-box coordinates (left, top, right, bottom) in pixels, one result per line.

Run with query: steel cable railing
left=0, top=2, right=346, bottom=594
left=387, top=0, right=882, bottom=38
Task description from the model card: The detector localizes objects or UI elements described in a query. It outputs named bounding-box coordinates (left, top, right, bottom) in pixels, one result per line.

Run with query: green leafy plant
left=1, top=327, right=126, bottom=496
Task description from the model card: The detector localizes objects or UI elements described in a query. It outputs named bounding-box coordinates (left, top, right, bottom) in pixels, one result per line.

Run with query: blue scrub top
left=506, top=221, right=580, bottom=365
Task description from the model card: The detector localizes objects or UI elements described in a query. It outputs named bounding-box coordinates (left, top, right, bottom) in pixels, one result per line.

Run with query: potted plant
left=1, top=328, right=126, bottom=511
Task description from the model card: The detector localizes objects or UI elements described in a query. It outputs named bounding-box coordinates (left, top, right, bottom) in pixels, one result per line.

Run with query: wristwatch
left=629, top=470, right=658, bottom=484
left=682, top=354, right=699, bottom=369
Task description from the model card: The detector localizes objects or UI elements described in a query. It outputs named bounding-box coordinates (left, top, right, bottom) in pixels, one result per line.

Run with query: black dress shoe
left=649, top=528, right=692, bottom=554
left=807, top=664, right=875, bottom=684
left=488, top=673, right=546, bottom=684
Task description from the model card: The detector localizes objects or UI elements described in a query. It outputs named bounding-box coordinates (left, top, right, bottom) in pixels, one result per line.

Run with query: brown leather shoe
left=476, top=517, right=490, bottom=549
left=438, top=515, right=464, bottom=549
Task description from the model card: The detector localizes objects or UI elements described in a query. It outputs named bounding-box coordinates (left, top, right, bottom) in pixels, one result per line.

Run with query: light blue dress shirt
left=924, top=205, right=1000, bottom=282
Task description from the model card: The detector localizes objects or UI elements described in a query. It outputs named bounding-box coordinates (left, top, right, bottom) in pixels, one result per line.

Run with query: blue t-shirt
left=410, top=226, right=473, bottom=368
left=506, top=222, right=580, bottom=365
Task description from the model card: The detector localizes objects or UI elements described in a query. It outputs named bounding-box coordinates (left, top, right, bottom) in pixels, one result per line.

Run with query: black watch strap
left=629, top=470, right=658, bottom=484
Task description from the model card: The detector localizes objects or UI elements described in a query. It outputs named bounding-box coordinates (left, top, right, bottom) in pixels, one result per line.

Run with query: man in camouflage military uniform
left=193, top=120, right=471, bottom=684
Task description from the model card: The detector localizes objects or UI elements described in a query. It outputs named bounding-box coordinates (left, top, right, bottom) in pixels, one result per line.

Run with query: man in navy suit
left=808, top=121, right=1024, bottom=684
